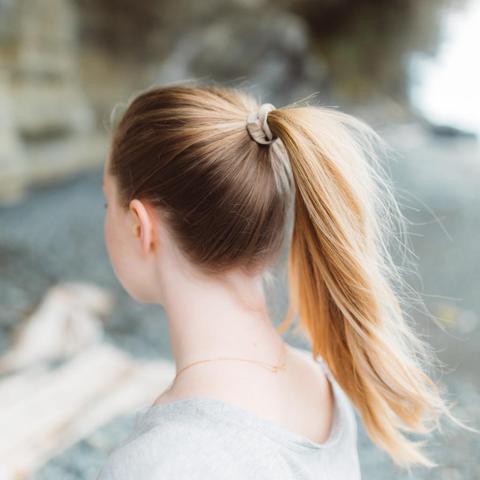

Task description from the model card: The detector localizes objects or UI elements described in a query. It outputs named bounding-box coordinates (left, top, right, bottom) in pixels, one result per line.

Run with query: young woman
left=97, top=83, right=452, bottom=479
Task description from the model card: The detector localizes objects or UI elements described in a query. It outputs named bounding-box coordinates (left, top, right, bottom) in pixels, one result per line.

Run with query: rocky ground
left=0, top=120, right=478, bottom=479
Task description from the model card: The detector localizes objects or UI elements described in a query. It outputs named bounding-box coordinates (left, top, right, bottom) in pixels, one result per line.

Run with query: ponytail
left=267, top=104, right=452, bottom=467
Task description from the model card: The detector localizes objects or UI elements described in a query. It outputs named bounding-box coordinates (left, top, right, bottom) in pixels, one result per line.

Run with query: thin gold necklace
left=174, top=339, right=288, bottom=380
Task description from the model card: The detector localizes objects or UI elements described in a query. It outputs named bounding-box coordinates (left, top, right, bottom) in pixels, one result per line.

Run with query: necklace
left=174, top=339, right=288, bottom=380
left=153, top=340, right=288, bottom=406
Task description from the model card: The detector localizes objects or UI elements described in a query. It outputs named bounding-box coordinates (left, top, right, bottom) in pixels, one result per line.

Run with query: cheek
left=104, top=208, right=115, bottom=260
left=104, top=207, right=125, bottom=278
left=104, top=207, right=144, bottom=300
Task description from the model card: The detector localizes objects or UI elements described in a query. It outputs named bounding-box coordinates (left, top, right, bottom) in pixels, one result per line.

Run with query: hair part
left=108, top=81, right=458, bottom=467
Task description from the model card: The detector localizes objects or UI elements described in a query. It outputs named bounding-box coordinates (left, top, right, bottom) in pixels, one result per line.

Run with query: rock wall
left=0, top=0, right=106, bottom=205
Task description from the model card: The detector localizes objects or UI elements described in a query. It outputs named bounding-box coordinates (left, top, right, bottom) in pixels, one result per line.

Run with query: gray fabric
left=246, top=103, right=277, bottom=145
left=96, top=351, right=361, bottom=479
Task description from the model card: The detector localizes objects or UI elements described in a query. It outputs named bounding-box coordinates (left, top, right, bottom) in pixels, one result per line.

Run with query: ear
left=128, top=199, right=156, bottom=255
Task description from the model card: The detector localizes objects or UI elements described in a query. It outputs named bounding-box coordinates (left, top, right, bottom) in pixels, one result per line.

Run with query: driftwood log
left=0, top=282, right=175, bottom=480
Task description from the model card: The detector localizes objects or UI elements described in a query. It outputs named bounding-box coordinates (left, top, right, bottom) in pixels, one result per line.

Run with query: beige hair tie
left=246, top=103, right=277, bottom=145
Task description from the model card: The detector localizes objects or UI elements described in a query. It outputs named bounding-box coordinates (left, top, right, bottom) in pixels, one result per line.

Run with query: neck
left=159, top=265, right=285, bottom=384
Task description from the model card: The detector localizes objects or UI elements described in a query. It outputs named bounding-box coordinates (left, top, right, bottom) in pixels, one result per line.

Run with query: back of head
left=107, top=81, right=457, bottom=468
left=108, top=84, right=294, bottom=277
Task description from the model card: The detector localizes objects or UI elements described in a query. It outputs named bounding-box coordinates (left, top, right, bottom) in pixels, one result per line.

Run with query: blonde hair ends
left=268, top=103, right=455, bottom=467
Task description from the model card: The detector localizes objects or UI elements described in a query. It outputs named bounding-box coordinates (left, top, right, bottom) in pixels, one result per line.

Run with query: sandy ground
left=0, top=122, right=478, bottom=479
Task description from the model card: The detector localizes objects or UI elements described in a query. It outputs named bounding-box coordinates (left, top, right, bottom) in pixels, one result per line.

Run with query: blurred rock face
left=13, top=0, right=94, bottom=138
left=0, top=0, right=103, bottom=205
left=150, top=10, right=326, bottom=105
left=75, top=0, right=329, bottom=120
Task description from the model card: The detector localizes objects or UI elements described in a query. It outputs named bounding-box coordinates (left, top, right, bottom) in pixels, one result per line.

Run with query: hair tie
left=246, top=103, right=277, bottom=145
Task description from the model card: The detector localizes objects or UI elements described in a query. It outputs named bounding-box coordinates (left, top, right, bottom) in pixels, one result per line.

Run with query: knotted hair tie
left=246, top=103, right=277, bottom=145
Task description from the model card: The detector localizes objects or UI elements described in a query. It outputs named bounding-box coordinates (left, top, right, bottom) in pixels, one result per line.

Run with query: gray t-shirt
left=96, top=351, right=361, bottom=479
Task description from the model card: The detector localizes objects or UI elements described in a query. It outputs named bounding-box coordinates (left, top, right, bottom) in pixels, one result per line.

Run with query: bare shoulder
left=286, top=343, right=330, bottom=390
left=287, top=343, right=320, bottom=365
left=289, top=344, right=358, bottom=432
left=273, top=343, right=334, bottom=443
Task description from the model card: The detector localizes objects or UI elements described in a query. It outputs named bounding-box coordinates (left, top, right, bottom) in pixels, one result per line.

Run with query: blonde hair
left=108, top=81, right=455, bottom=467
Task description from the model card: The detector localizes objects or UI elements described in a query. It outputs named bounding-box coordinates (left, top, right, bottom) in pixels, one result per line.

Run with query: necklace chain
left=174, top=339, right=288, bottom=380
